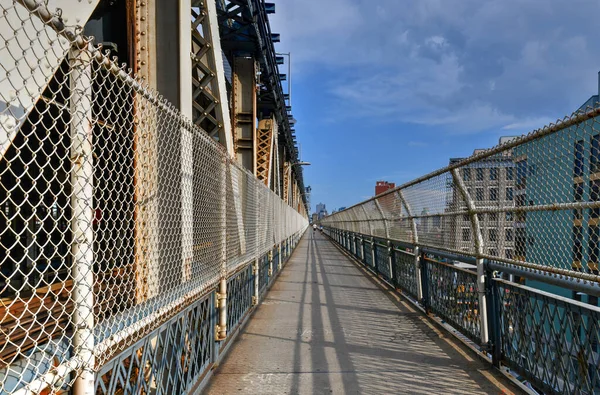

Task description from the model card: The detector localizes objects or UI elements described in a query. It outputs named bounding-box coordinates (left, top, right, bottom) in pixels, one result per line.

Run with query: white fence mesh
left=0, top=2, right=307, bottom=393
left=323, top=112, right=600, bottom=285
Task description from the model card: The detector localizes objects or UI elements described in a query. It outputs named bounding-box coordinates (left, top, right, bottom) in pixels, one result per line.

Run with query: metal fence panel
left=0, top=3, right=308, bottom=393
left=322, top=111, right=600, bottom=285
left=494, top=278, right=600, bottom=394
left=424, top=257, right=481, bottom=344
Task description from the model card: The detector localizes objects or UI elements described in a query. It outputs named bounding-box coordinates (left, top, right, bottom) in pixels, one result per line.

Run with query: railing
left=321, top=103, right=600, bottom=393
left=322, top=104, right=600, bottom=354
left=0, top=2, right=308, bottom=393
left=324, top=228, right=600, bottom=394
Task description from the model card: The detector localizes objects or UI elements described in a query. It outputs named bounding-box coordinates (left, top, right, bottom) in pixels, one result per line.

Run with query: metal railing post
left=217, top=278, right=227, bottom=340
left=69, top=46, right=95, bottom=395
left=451, top=168, right=489, bottom=345
left=486, top=267, right=502, bottom=367
left=278, top=243, right=283, bottom=270
left=360, top=236, right=365, bottom=263
left=268, top=250, right=273, bottom=277
left=253, top=258, right=260, bottom=305
left=420, top=250, right=429, bottom=312
left=387, top=241, right=395, bottom=284
left=414, top=245, right=423, bottom=300
left=397, top=191, right=423, bottom=301
left=371, top=238, right=376, bottom=270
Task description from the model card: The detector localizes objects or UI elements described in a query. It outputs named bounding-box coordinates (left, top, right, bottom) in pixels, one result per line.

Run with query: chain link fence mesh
left=0, top=2, right=307, bottom=393
left=323, top=110, right=600, bottom=286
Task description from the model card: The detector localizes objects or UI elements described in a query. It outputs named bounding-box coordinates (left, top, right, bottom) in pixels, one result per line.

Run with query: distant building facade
left=315, top=203, right=328, bottom=220
left=375, top=181, right=395, bottom=196
left=511, top=83, right=600, bottom=303
left=448, top=138, right=516, bottom=260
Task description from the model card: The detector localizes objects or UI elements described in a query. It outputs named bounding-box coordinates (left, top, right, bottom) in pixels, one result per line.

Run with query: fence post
left=253, top=258, right=260, bottom=305
left=414, top=246, right=423, bottom=301
left=371, top=238, right=376, bottom=270
left=486, top=267, right=502, bottom=367
left=69, top=46, right=95, bottom=395
left=217, top=278, right=227, bottom=340
left=360, top=236, right=365, bottom=263
left=268, top=250, right=273, bottom=277
left=420, top=250, right=429, bottom=312
left=387, top=241, right=395, bottom=284
left=451, top=168, right=489, bottom=345
left=397, top=191, right=423, bottom=301
left=278, top=243, right=283, bottom=270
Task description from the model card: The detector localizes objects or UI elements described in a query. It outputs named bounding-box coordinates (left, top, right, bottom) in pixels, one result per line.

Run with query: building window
left=475, top=187, right=484, bottom=201
left=505, top=187, right=513, bottom=201
left=506, top=167, right=514, bottom=181
left=506, top=212, right=513, bottom=221
left=488, top=248, right=497, bottom=256
left=575, top=139, right=585, bottom=177
left=516, top=228, right=527, bottom=259
left=591, top=135, right=600, bottom=174
left=462, top=228, right=470, bottom=242
left=490, top=188, right=498, bottom=201
left=506, top=228, right=513, bottom=242
left=489, top=228, right=498, bottom=242
left=489, top=213, right=498, bottom=223
left=515, top=194, right=526, bottom=222
left=462, top=214, right=469, bottom=222
left=476, top=168, right=484, bottom=181
left=463, top=168, right=471, bottom=181
left=490, top=167, right=498, bottom=181
left=591, top=180, right=600, bottom=219
left=516, top=159, right=527, bottom=189
left=574, top=182, right=584, bottom=220
left=573, top=226, right=583, bottom=264
left=505, top=249, right=513, bottom=259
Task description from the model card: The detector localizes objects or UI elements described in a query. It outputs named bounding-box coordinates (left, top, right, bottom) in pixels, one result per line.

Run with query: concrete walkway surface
left=205, top=231, right=522, bottom=395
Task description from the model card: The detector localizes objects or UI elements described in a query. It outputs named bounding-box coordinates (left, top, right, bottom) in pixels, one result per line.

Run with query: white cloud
left=270, top=0, right=600, bottom=134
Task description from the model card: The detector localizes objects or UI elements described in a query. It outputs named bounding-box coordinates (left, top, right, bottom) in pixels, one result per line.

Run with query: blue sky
left=269, top=0, right=600, bottom=213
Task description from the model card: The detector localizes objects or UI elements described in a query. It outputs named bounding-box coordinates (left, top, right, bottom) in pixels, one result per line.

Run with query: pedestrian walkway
left=206, top=231, right=521, bottom=394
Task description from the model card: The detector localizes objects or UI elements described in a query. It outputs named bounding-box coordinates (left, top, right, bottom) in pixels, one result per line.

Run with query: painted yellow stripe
left=417, top=316, right=475, bottom=362
left=478, top=369, right=514, bottom=395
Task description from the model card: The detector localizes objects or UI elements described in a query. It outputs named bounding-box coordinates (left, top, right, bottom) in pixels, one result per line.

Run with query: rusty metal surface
left=205, top=231, right=521, bottom=395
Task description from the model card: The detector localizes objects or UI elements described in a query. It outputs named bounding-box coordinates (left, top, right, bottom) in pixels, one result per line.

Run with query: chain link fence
left=1, top=2, right=307, bottom=393
left=322, top=109, right=600, bottom=286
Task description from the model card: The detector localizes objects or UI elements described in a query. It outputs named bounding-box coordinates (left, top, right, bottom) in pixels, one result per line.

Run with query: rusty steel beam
left=232, top=57, right=257, bottom=172
left=256, top=117, right=276, bottom=186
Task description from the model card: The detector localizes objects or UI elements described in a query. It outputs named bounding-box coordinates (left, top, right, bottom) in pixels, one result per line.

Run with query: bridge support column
left=216, top=277, right=227, bottom=340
